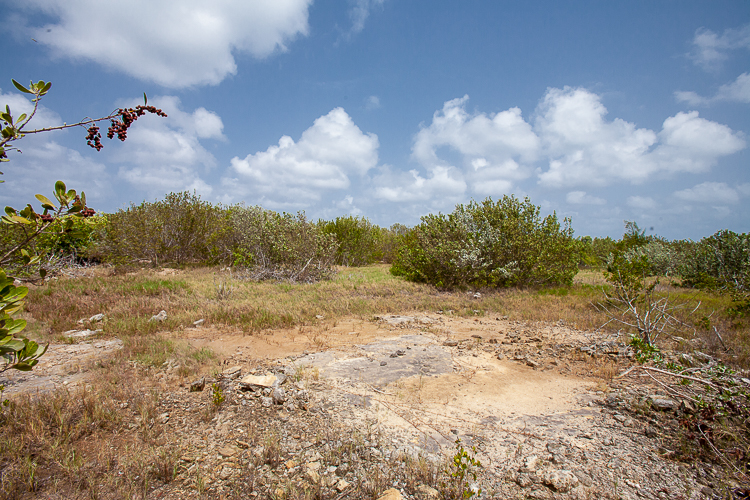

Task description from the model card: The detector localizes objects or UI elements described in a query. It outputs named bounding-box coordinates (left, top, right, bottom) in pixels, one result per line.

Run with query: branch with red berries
left=1, top=80, right=167, bottom=167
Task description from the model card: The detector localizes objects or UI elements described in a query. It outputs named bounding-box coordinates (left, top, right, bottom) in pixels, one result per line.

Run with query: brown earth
left=1, top=313, right=731, bottom=499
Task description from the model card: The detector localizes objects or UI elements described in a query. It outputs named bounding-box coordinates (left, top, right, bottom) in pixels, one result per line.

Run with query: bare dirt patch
left=1, top=313, right=731, bottom=499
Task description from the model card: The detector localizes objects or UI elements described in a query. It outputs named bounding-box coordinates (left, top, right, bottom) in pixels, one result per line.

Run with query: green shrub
left=319, top=215, right=384, bottom=266
left=100, top=191, right=231, bottom=266
left=390, top=196, right=580, bottom=289
left=231, top=206, right=337, bottom=283
left=679, top=230, right=750, bottom=292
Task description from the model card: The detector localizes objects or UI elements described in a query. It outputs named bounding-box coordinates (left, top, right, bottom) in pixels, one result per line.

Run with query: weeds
left=441, top=439, right=483, bottom=499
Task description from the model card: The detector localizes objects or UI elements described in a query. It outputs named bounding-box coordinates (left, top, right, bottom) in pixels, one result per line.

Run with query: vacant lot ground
left=0, top=265, right=746, bottom=499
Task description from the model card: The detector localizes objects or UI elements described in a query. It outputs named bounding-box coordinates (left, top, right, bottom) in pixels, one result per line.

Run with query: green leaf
left=55, top=180, right=67, bottom=199
left=5, top=319, right=26, bottom=336
left=39, top=268, right=47, bottom=279
left=0, top=339, right=26, bottom=352
left=17, top=113, right=27, bottom=124
left=11, top=79, right=32, bottom=94
left=35, top=194, right=57, bottom=210
left=12, top=363, right=33, bottom=372
left=41, top=81, right=52, bottom=94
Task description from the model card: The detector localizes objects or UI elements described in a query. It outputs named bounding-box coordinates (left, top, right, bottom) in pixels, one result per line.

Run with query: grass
left=3, top=263, right=749, bottom=498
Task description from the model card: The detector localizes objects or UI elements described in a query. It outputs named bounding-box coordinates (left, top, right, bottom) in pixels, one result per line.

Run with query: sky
left=1, top=1, right=748, bottom=240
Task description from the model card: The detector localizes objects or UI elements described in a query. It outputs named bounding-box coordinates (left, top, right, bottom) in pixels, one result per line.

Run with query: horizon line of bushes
left=1, top=191, right=747, bottom=295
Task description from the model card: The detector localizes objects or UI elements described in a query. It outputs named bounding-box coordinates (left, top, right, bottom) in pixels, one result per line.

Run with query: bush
left=679, top=230, right=750, bottom=292
left=100, top=191, right=231, bottom=266
left=390, top=196, right=580, bottom=289
left=231, top=206, right=337, bottom=283
left=319, top=216, right=384, bottom=266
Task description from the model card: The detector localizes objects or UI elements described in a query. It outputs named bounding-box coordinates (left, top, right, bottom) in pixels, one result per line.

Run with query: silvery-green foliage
left=680, top=230, right=750, bottom=292
left=623, top=240, right=679, bottom=276
left=230, top=206, right=337, bottom=283
left=391, top=196, right=579, bottom=289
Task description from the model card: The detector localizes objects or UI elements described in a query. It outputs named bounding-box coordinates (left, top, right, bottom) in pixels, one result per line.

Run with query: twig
left=643, top=370, right=700, bottom=404
left=698, top=426, right=750, bottom=482
left=641, top=366, right=718, bottom=388
left=713, top=326, right=728, bottom=352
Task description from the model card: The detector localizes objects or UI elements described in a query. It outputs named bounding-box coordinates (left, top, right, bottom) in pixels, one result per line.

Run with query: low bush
left=390, top=196, right=580, bottom=289
left=319, top=215, right=384, bottom=266
left=100, top=191, right=231, bottom=266
left=231, top=206, right=337, bottom=283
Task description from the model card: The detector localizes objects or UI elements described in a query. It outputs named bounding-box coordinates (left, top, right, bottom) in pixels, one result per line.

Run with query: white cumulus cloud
left=19, top=0, right=312, bottom=88
left=675, top=72, right=750, bottom=106
left=536, top=87, right=745, bottom=187
left=226, top=107, right=379, bottom=205
left=674, top=182, right=741, bottom=204
left=411, top=95, right=539, bottom=196
left=346, top=0, right=385, bottom=37
left=688, top=24, right=750, bottom=72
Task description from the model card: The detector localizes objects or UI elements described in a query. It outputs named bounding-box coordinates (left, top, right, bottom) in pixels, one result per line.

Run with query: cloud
left=675, top=72, right=750, bottom=105
left=411, top=95, right=539, bottom=196
left=110, top=96, right=224, bottom=197
left=19, top=0, right=312, bottom=87
left=347, top=0, right=385, bottom=37
left=673, top=182, right=741, bottom=204
left=226, top=107, right=378, bottom=205
left=689, top=24, right=750, bottom=72
left=373, top=165, right=467, bottom=203
left=626, top=196, right=658, bottom=211
left=536, top=87, right=745, bottom=187
left=365, top=95, right=381, bottom=110
left=566, top=191, right=606, bottom=205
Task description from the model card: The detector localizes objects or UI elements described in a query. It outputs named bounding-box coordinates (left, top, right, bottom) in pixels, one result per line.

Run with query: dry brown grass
left=4, top=263, right=748, bottom=498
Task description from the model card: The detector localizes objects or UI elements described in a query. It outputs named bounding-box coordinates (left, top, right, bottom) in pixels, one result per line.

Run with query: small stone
left=285, top=459, right=298, bottom=469
left=651, top=398, right=676, bottom=411
left=336, top=479, right=351, bottom=492
left=376, top=488, right=403, bottom=500
left=315, top=315, right=324, bottom=320
left=218, top=445, right=237, bottom=458
left=541, top=469, right=578, bottom=493
left=222, top=365, right=242, bottom=379
left=158, top=412, right=170, bottom=424
left=520, top=455, right=539, bottom=472
left=496, top=353, right=505, bottom=360
left=613, top=414, right=626, bottom=423
left=306, top=469, right=320, bottom=483
left=272, top=387, right=286, bottom=404
left=395, top=349, right=406, bottom=356
left=443, top=340, right=459, bottom=347
left=526, top=358, right=539, bottom=368
left=515, top=472, right=534, bottom=487
left=190, top=377, right=205, bottom=392
left=193, top=319, right=205, bottom=327
left=416, top=484, right=439, bottom=499
left=149, top=310, right=167, bottom=322
left=89, top=313, right=105, bottom=322
left=380, top=361, right=387, bottom=366
left=261, top=396, right=273, bottom=407
left=645, top=427, right=658, bottom=438
left=239, top=374, right=278, bottom=390
left=236, top=440, right=249, bottom=449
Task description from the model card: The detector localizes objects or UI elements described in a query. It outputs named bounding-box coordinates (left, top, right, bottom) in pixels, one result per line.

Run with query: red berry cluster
left=86, top=125, right=103, bottom=151
left=106, top=105, right=167, bottom=142
left=40, top=214, right=54, bottom=223
left=81, top=207, right=96, bottom=217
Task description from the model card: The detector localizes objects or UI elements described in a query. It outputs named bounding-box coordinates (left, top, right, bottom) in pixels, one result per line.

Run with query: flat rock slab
left=293, top=335, right=452, bottom=386
left=0, top=339, right=124, bottom=396
left=239, top=374, right=278, bottom=388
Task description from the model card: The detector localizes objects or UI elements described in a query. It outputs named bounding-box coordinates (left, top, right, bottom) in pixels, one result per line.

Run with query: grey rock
left=651, top=397, right=676, bottom=411
left=89, top=313, right=105, bottom=322
left=239, top=374, right=278, bottom=390
left=193, top=318, right=205, bottom=327
left=222, top=365, right=242, bottom=380
left=261, top=396, right=273, bottom=407
left=272, top=387, right=286, bottom=404
left=443, top=340, right=459, bottom=347
left=540, top=469, right=578, bottom=493
left=190, top=377, right=205, bottom=392
left=149, top=310, right=167, bottom=322
left=380, top=361, right=387, bottom=366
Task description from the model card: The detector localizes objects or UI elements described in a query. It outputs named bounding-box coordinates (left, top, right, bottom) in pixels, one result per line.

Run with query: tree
left=0, top=79, right=166, bottom=372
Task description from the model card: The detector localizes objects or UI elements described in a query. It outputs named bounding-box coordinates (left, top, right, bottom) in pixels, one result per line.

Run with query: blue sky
left=1, top=1, right=748, bottom=239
